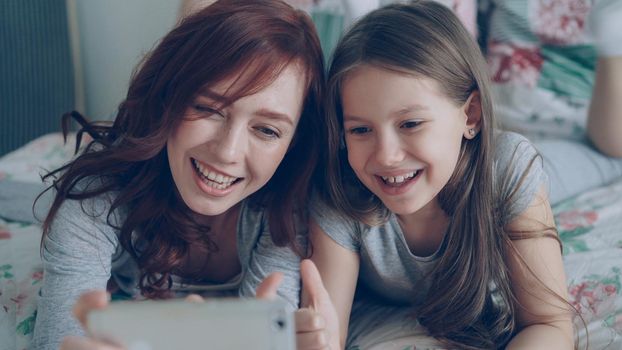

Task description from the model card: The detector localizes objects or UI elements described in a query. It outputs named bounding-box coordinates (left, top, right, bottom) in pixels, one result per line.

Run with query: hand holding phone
left=88, top=298, right=295, bottom=350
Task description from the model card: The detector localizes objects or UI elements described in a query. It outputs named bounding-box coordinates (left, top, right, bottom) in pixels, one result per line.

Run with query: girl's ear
left=462, top=90, right=482, bottom=139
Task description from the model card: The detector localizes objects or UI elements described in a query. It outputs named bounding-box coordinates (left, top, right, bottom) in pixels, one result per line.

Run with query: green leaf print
left=586, top=267, right=621, bottom=292
left=559, top=226, right=591, bottom=241
left=16, top=312, right=37, bottom=335
left=563, top=239, right=589, bottom=255
left=559, top=227, right=591, bottom=254
left=604, top=314, right=616, bottom=327
left=0, top=264, right=14, bottom=279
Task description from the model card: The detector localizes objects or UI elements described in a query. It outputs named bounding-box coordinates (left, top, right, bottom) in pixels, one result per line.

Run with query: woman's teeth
left=192, top=159, right=238, bottom=189
left=381, top=170, right=420, bottom=184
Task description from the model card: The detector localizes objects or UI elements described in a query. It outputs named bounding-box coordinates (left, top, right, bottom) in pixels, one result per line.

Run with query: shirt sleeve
left=237, top=206, right=304, bottom=311
left=32, top=195, right=120, bottom=350
left=308, top=191, right=361, bottom=252
left=494, top=132, right=549, bottom=225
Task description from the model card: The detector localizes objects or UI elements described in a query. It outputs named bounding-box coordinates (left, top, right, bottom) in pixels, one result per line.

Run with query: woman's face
left=341, top=65, right=470, bottom=218
left=167, top=63, right=305, bottom=216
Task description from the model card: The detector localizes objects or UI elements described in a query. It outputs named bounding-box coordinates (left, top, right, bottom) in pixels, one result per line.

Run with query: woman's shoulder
left=49, top=177, right=126, bottom=240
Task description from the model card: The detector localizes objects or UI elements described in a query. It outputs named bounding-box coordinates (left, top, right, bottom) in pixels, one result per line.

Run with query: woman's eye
left=348, top=126, right=371, bottom=135
left=192, top=104, right=223, bottom=117
left=256, top=126, right=280, bottom=139
left=401, top=120, right=421, bottom=129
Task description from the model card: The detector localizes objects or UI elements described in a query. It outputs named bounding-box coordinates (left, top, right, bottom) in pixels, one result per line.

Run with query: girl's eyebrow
left=343, top=114, right=368, bottom=123
left=394, top=104, right=429, bottom=116
left=344, top=104, right=429, bottom=122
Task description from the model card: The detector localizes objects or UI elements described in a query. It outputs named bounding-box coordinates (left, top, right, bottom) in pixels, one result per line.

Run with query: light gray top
left=310, top=131, right=547, bottom=306
left=33, top=191, right=304, bottom=350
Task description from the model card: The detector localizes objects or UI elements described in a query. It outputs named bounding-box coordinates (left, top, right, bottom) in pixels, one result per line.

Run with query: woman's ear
left=463, top=90, right=482, bottom=139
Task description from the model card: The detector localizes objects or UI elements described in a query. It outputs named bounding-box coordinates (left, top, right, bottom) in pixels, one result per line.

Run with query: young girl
left=32, top=1, right=332, bottom=349
left=310, top=1, right=574, bottom=349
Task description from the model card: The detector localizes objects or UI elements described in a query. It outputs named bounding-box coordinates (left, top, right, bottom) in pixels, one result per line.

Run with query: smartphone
left=88, top=298, right=295, bottom=350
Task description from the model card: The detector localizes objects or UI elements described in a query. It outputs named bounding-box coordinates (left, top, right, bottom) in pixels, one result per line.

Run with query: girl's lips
left=374, top=169, right=423, bottom=196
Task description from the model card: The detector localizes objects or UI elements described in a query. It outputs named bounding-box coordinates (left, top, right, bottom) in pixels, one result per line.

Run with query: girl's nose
left=374, top=133, right=404, bottom=166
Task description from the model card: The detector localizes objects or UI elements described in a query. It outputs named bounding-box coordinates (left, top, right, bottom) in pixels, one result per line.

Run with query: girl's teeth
left=381, top=171, right=419, bottom=184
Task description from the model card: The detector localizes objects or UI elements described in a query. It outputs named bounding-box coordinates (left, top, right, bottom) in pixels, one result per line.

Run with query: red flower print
left=557, top=210, right=598, bottom=231
left=532, top=0, right=591, bottom=45
left=488, top=42, right=543, bottom=87
left=568, top=281, right=617, bottom=320
left=31, top=271, right=43, bottom=282
left=0, top=228, right=11, bottom=240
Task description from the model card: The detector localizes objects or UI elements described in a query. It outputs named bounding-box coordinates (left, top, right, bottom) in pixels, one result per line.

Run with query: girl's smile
left=374, top=168, right=424, bottom=195
left=341, top=65, right=472, bottom=217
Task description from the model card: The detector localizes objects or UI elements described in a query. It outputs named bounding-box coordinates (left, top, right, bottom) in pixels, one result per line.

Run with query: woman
left=32, top=1, right=333, bottom=349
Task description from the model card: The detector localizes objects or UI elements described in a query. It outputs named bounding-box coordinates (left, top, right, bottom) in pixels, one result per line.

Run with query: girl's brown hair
left=321, top=1, right=570, bottom=348
left=40, top=0, right=326, bottom=298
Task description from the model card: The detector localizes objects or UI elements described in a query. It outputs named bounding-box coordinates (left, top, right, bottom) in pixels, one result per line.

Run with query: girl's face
left=341, top=65, right=471, bottom=217
left=167, top=64, right=305, bottom=216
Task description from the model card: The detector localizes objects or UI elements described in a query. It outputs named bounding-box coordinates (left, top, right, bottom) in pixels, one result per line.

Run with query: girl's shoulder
left=308, top=190, right=363, bottom=252
left=492, top=131, right=548, bottom=224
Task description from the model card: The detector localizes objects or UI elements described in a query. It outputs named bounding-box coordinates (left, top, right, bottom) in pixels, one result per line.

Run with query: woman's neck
left=178, top=202, right=243, bottom=283
left=197, top=203, right=242, bottom=238
left=396, top=198, right=449, bottom=257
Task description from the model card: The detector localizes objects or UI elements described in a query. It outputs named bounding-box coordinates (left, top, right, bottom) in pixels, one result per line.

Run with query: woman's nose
left=211, top=123, right=245, bottom=163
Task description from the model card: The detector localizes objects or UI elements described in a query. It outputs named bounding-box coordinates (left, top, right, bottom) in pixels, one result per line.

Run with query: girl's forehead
left=341, top=65, right=445, bottom=98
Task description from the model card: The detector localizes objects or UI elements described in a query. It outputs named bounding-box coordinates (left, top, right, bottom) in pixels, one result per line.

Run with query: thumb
left=73, top=290, right=109, bottom=328
left=301, top=259, right=329, bottom=310
left=256, top=272, right=283, bottom=300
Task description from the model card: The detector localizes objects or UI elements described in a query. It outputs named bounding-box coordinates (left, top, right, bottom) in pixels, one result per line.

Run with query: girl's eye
left=348, top=126, right=371, bottom=135
left=401, top=120, right=421, bottom=129
left=255, top=126, right=280, bottom=139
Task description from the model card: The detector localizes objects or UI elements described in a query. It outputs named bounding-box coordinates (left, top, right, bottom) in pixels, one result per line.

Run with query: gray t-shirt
left=310, top=131, right=547, bottom=306
left=33, top=193, right=304, bottom=350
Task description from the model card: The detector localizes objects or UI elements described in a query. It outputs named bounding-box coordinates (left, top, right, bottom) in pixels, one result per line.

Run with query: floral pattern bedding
left=0, top=133, right=621, bottom=350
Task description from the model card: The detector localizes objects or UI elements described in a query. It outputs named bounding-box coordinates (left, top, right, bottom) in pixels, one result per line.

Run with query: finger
left=295, top=308, right=325, bottom=332
left=72, top=290, right=109, bottom=328
left=256, top=272, right=283, bottom=300
left=184, top=294, right=204, bottom=303
left=61, top=336, right=123, bottom=350
left=295, top=329, right=330, bottom=350
left=300, top=259, right=329, bottom=309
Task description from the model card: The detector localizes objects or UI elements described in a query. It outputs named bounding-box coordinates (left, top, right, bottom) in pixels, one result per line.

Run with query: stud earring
left=468, top=128, right=476, bottom=137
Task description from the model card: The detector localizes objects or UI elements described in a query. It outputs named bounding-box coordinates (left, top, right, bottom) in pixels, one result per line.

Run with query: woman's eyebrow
left=196, top=89, right=226, bottom=102
left=254, top=109, right=294, bottom=126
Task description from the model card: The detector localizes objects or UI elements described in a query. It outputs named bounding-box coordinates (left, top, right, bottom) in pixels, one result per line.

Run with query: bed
left=0, top=133, right=620, bottom=350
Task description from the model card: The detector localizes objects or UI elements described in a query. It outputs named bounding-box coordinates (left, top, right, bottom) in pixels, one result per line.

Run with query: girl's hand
left=60, top=290, right=123, bottom=350
left=296, top=259, right=341, bottom=350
